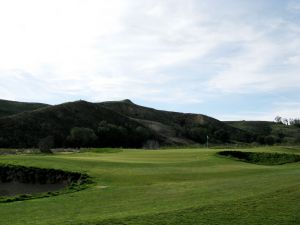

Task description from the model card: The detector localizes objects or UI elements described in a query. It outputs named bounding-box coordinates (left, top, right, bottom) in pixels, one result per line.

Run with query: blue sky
left=0, top=0, right=299, bottom=120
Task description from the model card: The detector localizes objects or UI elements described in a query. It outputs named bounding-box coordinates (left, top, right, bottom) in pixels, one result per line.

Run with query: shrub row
left=218, top=151, right=300, bottom=165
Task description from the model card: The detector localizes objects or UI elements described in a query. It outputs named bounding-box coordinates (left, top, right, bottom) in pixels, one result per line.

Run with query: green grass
left=0, top=146, right=299, bottom=225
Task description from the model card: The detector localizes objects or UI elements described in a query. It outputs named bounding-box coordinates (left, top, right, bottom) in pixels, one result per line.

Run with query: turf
left=0, top=147, right=299, bottom=225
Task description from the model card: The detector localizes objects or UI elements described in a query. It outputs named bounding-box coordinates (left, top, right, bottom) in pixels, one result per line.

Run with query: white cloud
left=0, top=0, right=299, bottom=120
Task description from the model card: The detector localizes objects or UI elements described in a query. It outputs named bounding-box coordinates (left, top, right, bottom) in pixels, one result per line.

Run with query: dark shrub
left=68, top=127, right=97, bottom=148
left=143, top=140, right=160, bottom=149
left=188, top=127, right=207, bottom=144
left=38, top=136, right=54, bottom=154
left=264, top=136, right=275, bottom=145
left=218, top=151, right=300, bottom=165
left=214, top=129, right=230, bottom=143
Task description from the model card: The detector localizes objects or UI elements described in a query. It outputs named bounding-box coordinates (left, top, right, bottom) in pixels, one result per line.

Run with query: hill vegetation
left=101, top=100, right=252, bottom=144
left=0, top=99, right=49, bottom=118
left=0, top=99, right=252, bottom=149
left=1, top=99, right=299, bottom=149
left=226, top=120, right=300, bottom=145
left=0, top=100, right=155, bottom=148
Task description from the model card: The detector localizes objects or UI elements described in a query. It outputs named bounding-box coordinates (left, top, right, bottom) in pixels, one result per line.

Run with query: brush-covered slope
left=226, top=121, right=300, bottom=144
left=100, top=100, right=253, bottom=144
left=0, top=99, right=49, bottom=118
left=0, top=99, right=253, bottom=148
left=0, top=100, right=153, bottom=148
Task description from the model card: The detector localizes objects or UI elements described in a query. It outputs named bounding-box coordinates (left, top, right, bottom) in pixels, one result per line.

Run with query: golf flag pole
left=207, top=135, right=209, bottom=148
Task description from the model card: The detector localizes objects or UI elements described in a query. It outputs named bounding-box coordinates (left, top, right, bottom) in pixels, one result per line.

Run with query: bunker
left=0, top=164, right=88, bottom=198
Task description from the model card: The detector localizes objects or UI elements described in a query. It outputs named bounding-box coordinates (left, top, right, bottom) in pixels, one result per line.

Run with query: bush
left=38, top=136, right=54, bottom=154
left=97, top=120, right=157, bottom=148
left=214, top=129, right=230, bottom=143
left=68, top=127, right=97, bottom=148
left=218, top=151, right=300, bottom=165
left=97, top=121, right=130, bottom=147
left=257, top=136, right=265, bottom=145
left=264, top=136, right=275, bottom=145
left=143, top=140, right=160, bottom=149
left=188, top=127, right=207, bottom=144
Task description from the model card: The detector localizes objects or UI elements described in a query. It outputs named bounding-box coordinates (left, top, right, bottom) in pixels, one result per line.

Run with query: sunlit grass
left=0, top=147, right=299, bottom=225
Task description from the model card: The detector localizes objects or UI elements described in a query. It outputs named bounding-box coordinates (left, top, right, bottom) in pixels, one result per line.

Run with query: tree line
left=275, top=116, right=300, bottom=127
left=38, top=120, right=157, bottom=153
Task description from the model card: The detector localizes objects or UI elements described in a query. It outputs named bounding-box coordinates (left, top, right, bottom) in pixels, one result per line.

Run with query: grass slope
left=0, top=147, right=299, bottom=225
left=0, top=99, right=49, bottom=118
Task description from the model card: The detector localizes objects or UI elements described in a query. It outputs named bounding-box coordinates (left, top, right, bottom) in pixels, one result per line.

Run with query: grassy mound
left=218, top=150, right=300, bottom=165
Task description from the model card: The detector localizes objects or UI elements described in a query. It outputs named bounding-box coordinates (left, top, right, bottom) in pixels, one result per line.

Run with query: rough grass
left=0, top=147, right=299, bottom=225
left=218, top=150, right=300, bottom=165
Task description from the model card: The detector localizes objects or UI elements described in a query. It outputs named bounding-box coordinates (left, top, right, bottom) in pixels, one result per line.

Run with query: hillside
left=0, top=99, right=49, bottom=118
left=0, top=99, right=253, bottom=148
left=100, top=100, right=252, bottom=144
left=0, top=100, right=154, bottom=148
left=226, top=121, right=300, bottom=144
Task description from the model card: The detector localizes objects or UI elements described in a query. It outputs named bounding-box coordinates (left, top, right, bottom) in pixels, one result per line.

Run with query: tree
left=257, top=135, right=265, bottom=145
left=38, top=136, right=54, bottom=154
left=290, top=118, right=300, bottom=128
left=214, top=129, right=230, bottom=143
left=97, top=121, right=129, bottom=147
left=143, top=140, right=160, bottom=149
left=188, top=127, right=207, bottom=143
left=274, top=116, right=282, bottom=123
left=282, top=118, right=289, bottom=126
left=68, top=127, right=97, bottom=148
left=264, top=135, right=275, bottom=145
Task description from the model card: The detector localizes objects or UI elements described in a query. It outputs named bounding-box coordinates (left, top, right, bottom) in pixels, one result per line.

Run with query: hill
left=100, top=100, right=252, bottom=144
left=226, top=121, right=300, bottom=144
left=0, top=99, right=254, bottom=148
left=0, top=99, right=49, bottom=118
left=0, top=100, right=154, bottom=148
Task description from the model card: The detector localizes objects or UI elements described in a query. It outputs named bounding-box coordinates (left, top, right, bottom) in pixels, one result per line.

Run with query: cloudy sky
left=0, top=0, right=299, bottom=121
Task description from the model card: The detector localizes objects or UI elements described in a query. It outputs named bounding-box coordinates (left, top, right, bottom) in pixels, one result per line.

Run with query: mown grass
left=0, top=147, right=299, bottom=225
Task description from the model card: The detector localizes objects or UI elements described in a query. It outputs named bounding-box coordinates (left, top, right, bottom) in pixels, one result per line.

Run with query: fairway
left=0, top=147, right=299, bottom=225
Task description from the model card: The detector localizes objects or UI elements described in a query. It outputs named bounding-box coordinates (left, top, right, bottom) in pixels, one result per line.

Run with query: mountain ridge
left=0, top=99, right=254, bottom=148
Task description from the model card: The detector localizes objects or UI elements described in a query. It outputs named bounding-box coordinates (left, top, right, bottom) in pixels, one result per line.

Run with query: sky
left=0, top=0, right=299, bottom=121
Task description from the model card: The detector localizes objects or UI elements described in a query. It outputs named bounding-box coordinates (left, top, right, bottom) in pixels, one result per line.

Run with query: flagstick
left=207, top=135, right=209, bottom=148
